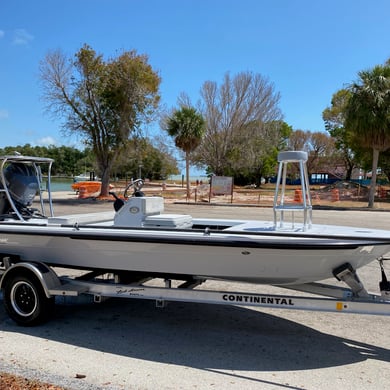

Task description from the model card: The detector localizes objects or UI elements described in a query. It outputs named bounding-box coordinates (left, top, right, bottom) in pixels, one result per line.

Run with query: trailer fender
left=0, top=262, right=61, bottom=298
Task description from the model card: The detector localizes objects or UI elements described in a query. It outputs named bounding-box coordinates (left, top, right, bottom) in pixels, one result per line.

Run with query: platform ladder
left=273, top=151, right=312, bottom=231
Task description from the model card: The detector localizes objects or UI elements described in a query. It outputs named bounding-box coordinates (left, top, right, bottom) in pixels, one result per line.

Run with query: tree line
left=323, top=59, right=390, bottom=207
left=0, top=139, right=179, bottom=180
left=37, top=44, right=390, bottom=206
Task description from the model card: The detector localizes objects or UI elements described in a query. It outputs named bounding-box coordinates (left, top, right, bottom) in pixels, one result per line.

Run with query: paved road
left=0, top=199, right=389, bottom=389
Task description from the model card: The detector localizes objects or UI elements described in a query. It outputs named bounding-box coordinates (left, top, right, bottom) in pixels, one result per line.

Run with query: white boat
left=74, top=172, right=100, bottom=182
left=0, top=151, right=389, bottom=325
left=0, top=152, right=390, bottom=286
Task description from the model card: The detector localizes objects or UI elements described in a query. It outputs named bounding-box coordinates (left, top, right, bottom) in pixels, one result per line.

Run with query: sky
left=1, top=0, right=390, bottom=155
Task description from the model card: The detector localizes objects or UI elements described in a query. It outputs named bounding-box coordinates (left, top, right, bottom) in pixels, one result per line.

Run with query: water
left=168, top=174, right=209, bottom=183
left=44, top=177, right=74, bottom=192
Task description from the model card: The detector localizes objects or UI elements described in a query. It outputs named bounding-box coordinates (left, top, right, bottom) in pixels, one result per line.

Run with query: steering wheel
left=124, top=178, right=145, bottom=198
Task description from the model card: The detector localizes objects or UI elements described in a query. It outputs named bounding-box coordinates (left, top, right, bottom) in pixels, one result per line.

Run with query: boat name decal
left=222, top=294, right=294, bottom=306
left=0, top=237, right=8, bottom=244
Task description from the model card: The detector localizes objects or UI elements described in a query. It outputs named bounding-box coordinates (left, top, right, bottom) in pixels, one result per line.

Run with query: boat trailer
left=1, top=256, right=389, bottom=326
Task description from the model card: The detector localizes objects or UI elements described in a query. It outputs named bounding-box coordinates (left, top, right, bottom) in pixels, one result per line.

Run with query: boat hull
left=2, top=154, right=389, bottom=288
left=1, top=223, right=389, bottom=285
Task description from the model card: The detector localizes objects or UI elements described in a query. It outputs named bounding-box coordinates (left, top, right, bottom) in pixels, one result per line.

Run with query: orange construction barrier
left=294, top=189, right=303, bottom=203
left=379, top=187, right=387, bottom=198
left=331, top=188, right=339, bottom=202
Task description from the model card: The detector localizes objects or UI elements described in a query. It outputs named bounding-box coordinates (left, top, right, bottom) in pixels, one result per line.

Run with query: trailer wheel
left=3, top=273, right=54, bottom=326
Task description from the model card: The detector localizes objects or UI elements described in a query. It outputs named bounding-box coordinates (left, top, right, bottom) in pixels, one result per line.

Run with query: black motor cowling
left=0, top=163, right=39, bottom=214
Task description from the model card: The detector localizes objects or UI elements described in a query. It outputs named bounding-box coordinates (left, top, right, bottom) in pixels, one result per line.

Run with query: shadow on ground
left=1, top=297, right=388, bottom=372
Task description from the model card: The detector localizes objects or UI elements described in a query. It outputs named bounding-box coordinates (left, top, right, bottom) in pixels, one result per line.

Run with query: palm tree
left=345, top=64, right=390, bottom=207
left=165, top=106, right=206, bottom=199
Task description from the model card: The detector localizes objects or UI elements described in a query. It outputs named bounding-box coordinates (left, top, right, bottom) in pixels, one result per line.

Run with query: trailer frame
left=1, top=257, right=389, bottom=326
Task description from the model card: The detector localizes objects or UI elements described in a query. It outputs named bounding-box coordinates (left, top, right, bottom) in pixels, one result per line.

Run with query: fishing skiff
left=0, top=151, right=389, bottom=325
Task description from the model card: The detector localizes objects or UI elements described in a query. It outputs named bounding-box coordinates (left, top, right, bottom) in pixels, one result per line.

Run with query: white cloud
left=35, top=136, right=57, bottom=146
left=13, top=29, right=34, bottom=45
left=0, top=109, right=9, bottom=119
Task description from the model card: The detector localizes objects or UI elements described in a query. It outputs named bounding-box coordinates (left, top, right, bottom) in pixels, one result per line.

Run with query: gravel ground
left=0, top=195, right=389, bottom=389
left=0, top=372, right=65, bottom=389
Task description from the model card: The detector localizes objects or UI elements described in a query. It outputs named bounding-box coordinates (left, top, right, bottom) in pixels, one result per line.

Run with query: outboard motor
left=0, top=163, right=39, bottom=213
left=0, top=192, right=9, bottom=215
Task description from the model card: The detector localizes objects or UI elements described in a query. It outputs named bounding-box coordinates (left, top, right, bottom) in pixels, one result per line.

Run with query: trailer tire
left=3, top=273, right=55, bottom=326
